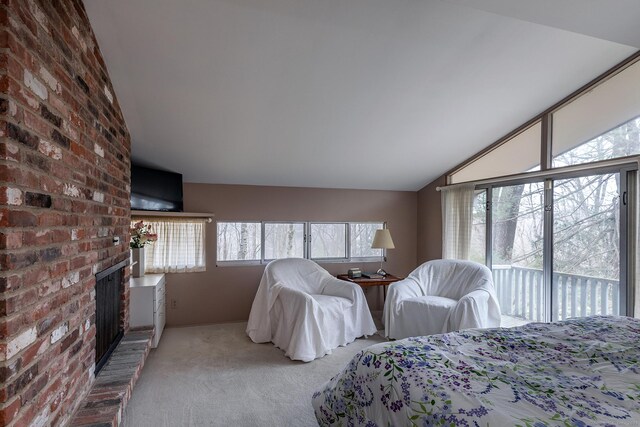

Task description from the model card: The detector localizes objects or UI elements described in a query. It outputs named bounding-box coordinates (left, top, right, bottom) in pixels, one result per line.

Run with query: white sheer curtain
left=441, top=183, right=476, bottom=260
left=140, top=219, right=206, bottom=273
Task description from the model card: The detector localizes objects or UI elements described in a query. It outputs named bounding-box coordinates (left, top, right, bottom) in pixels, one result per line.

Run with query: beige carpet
left=122, top=322, right=386, bottom=427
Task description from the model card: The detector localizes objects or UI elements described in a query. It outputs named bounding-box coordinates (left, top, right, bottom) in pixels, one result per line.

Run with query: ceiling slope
left=85, top=0, right=637, bottom=190
left=446, top=0, right=640, bottom=48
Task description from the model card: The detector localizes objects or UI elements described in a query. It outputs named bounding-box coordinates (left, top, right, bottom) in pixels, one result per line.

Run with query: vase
left=131, top=247, right=145, bottom=278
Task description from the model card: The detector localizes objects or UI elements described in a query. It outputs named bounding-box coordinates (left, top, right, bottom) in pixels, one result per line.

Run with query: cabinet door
left=130, top=287, right=155, bottom=327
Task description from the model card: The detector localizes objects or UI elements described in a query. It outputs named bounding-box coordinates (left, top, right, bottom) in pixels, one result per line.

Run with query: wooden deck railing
left=492, top=265, right=619, bottom=322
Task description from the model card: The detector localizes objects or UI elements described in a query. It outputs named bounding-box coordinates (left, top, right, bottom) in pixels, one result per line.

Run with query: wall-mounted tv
left=131, top=164, right=183, bottom=212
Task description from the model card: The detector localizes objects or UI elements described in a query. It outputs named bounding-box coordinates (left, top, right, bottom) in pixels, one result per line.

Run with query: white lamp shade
left=371, top=229, right=395, bottom=249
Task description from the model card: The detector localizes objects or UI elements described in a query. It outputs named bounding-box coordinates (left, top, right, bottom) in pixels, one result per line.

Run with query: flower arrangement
left=130, top=221, right=158, bottom=248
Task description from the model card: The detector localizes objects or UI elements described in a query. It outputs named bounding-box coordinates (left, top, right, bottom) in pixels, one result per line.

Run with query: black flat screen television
left=131, top=164, right=183, bottom=212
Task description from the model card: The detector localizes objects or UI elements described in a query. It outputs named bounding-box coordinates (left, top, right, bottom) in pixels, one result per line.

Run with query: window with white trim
left=136, top=218, right=207, bottom=273
left=216, top=221, right=385, bottom=264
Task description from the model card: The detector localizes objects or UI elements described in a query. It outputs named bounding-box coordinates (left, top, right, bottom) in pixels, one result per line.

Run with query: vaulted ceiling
left=85, top=0, right=639, bottom=191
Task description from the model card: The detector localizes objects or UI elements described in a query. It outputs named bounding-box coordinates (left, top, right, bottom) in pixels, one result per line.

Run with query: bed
left=312, top=316, right=640, bottom=426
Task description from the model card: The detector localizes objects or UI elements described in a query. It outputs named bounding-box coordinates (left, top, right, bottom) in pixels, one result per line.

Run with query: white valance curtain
left=139, top=218, right=206, bottom=273
left=441, top=183, right=476, bottom=260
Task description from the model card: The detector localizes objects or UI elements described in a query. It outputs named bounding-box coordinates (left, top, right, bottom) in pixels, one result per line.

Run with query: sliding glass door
left=490, top=183, right=546, bottom=323
left=484, top=168, right=629, bottom=324
left=552, top=173, right=622, bottom=320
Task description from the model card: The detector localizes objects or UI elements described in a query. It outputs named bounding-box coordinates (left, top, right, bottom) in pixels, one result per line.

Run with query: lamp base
left=376, top=268, right=387, bottom=277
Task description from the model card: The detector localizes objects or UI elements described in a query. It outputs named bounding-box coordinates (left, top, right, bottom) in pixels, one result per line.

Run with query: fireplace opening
left=95, top=259, right=128, bottom=374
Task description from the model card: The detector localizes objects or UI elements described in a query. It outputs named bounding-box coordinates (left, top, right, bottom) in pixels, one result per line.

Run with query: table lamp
left=371, top=228, right=395, bottom=276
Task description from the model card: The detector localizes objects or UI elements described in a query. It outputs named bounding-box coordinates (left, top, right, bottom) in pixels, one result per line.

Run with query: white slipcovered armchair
left=383, top=259, right=500, bottom=339
left=246, top=258, right=377, bottom=362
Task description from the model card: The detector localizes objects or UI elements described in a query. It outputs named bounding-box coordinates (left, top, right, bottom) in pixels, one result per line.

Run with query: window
left=490, top=182, right=546, bottom=322
left=217, top=222, right=261, bottom=262
left=452, top=58, right=640, bottom=182
left=444, top=55, right=640, bottom=322
left=138, top=219, right=207, bottom=273
left=350, top=223, right=383, bottom=259
left=553, top=116, right=640, bottom=167
left=264, top=222, right=305, bottom=260
left=552, top=174, right=621, bottom=320
left=310, top=223, right=347, bottom=259
left=216, top=221, right=385, bottom=264
left=469, top=190, right=486, bottom=265
left=485, top=173, right=625, bottom=324
left=552, top=60, right=640, bottom=166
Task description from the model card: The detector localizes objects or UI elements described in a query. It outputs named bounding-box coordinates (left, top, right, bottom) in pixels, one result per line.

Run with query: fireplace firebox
left=94, top=259, right=128, bottom=374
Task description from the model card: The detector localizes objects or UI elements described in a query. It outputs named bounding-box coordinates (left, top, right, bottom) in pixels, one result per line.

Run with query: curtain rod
left=436, top=157, right=639, bottom=191
left=131, top=210, right=214, bottom=222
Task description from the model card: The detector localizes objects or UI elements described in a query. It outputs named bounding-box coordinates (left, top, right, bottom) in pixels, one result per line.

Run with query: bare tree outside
left=469, top=191, right=486, bottom=264
left=470, top=116, right=640, bottom=322
left=264, top=223, right=304, bottom=259
left=492, top=184, right=528, bottom=265
left=310, top=223, right=347, bottom=258
left=238, top=223, right=248, bottom=260
left=554, top=116, right=640, bottom=168
left=489, top=182, right=545, bottom=270
left=217, top=222, right=261, bottom=261
left=350, top=223, right=383, bottom=258
left=218, top=222, right=382, bottom=262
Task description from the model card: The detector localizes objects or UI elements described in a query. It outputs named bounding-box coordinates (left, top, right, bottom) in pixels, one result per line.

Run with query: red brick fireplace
left=0, top=1, right=132, bottom=425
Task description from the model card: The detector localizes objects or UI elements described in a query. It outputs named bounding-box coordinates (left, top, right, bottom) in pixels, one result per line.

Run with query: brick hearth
left=70, top=329, right=153, bottom=427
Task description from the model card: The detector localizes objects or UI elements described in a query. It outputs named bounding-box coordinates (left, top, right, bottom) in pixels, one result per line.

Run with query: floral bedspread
left=312, top=316, right=640, bottom=426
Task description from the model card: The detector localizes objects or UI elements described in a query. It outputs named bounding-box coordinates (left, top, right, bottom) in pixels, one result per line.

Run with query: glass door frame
left=477, top=163, right=635, bottom=322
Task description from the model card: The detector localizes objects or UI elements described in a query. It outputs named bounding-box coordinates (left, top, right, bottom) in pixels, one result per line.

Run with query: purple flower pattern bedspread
left=312, top=316, right=640, bottom=426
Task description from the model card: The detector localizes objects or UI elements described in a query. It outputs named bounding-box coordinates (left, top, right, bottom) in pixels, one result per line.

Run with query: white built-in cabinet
left=129, top=274, right=165, bottom=348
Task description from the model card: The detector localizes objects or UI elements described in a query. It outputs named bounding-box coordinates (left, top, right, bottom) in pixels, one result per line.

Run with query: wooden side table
left=336, top=274, right=403, bottom=301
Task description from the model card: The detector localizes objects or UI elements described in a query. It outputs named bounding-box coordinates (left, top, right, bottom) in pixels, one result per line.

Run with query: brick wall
left=0, top=1, right=131, bottom=425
